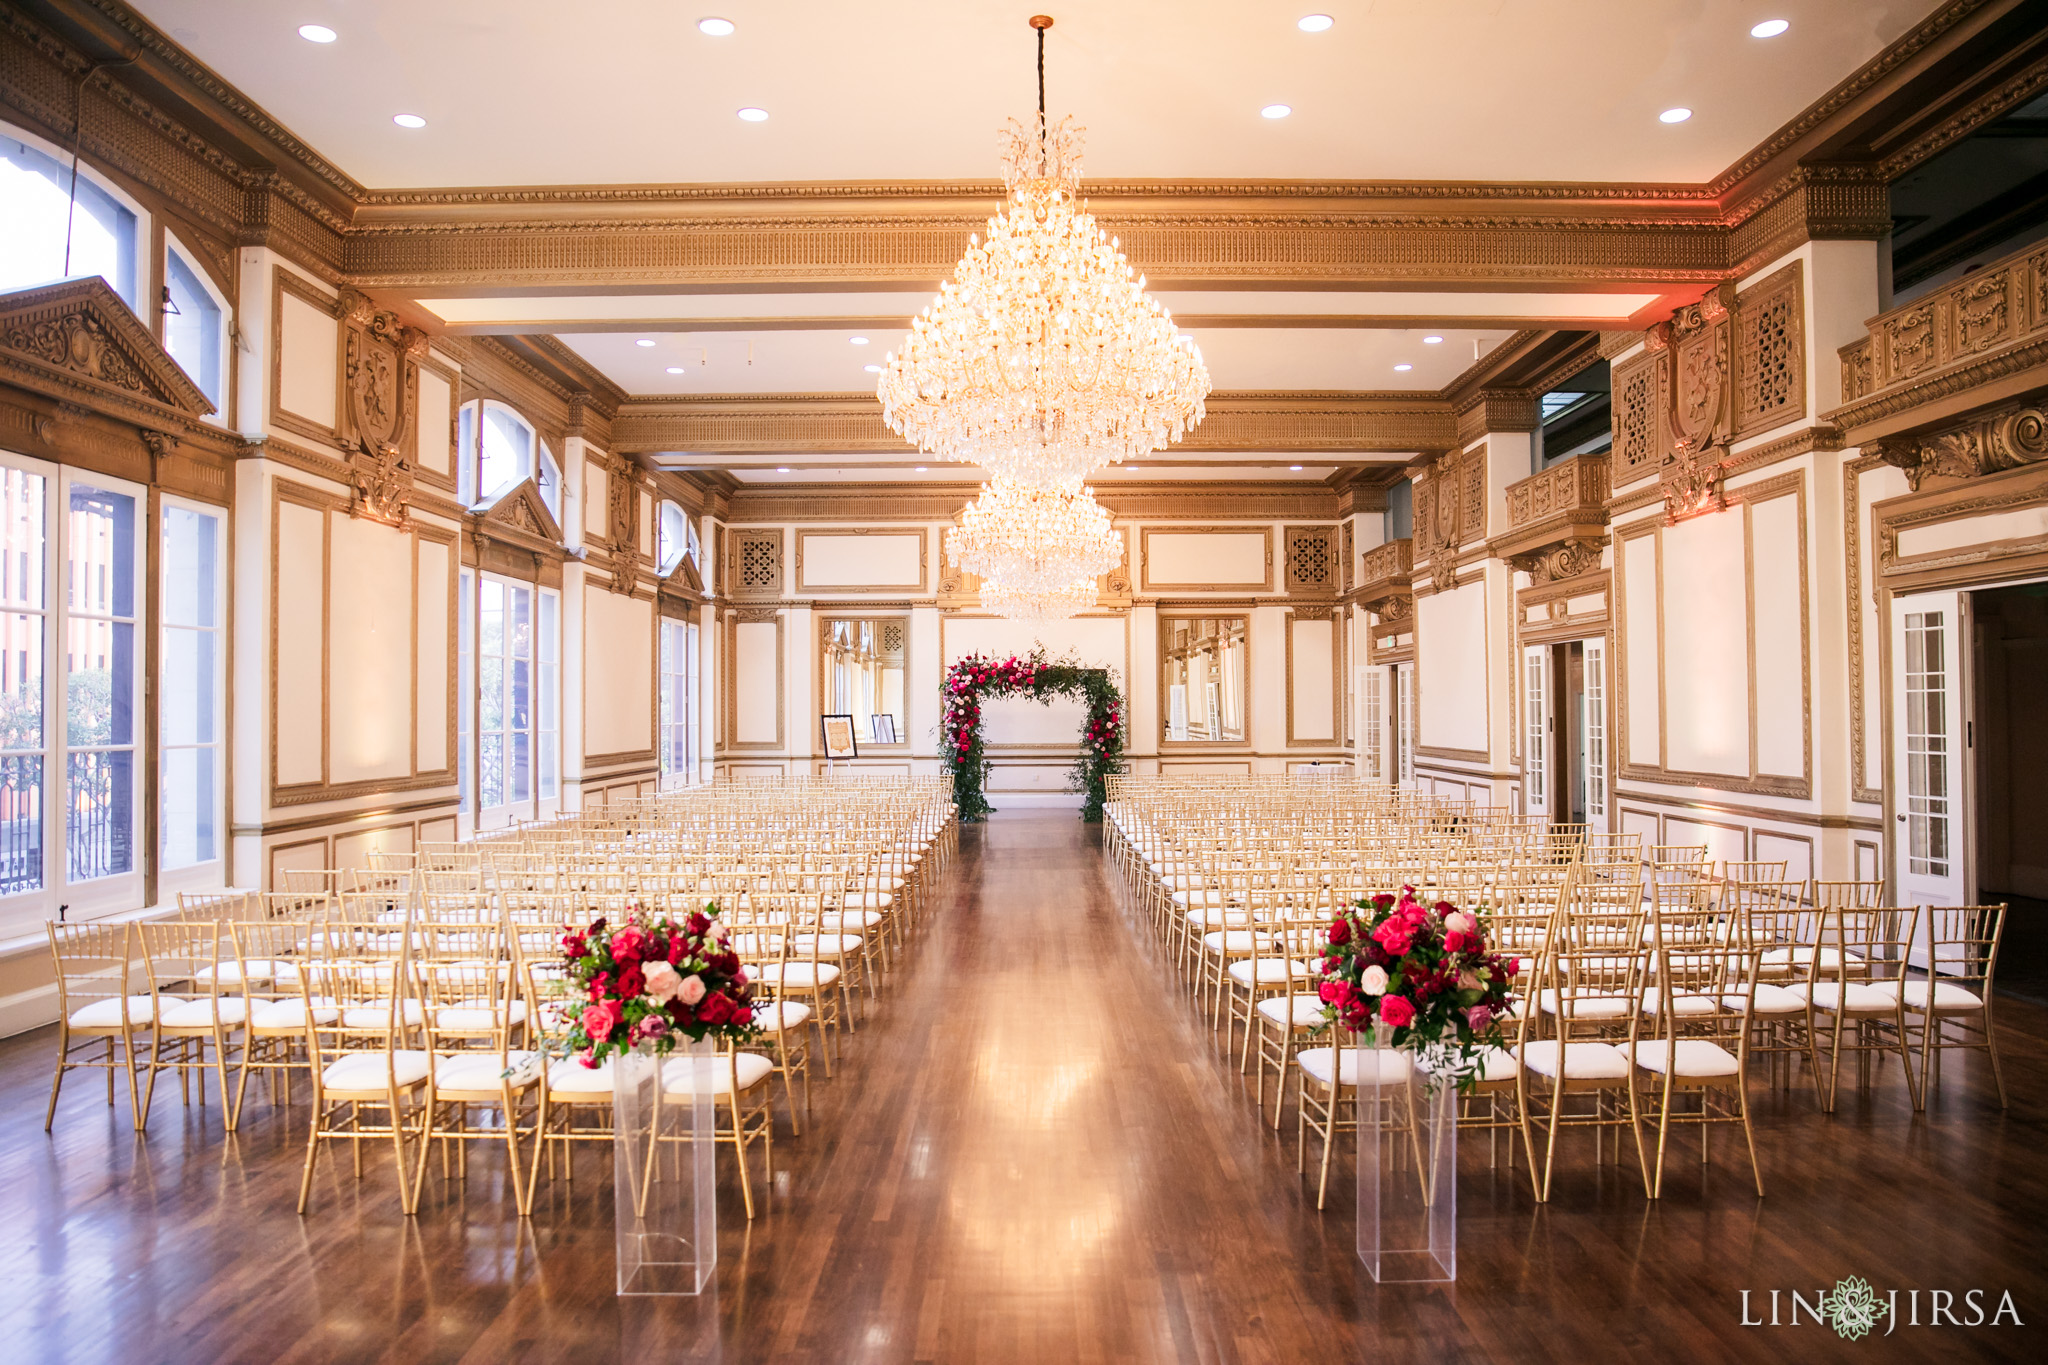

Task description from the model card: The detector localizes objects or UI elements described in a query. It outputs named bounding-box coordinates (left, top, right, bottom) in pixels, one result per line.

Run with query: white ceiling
left=558, top=325, right=1514, bottom=394
left=138, top=0, right=1934, bottom=188
left=663, top=461, right=1349, bottom=484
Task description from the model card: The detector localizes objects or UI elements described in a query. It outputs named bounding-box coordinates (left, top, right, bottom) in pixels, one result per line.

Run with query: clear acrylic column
left=1357, top=1028, right=1457, bottom=1282
left=614, top=1037, right=716, bottom=1295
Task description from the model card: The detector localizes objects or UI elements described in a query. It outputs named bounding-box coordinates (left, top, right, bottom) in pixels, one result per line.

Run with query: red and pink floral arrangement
left=555, top=905, right=759, bottom=1066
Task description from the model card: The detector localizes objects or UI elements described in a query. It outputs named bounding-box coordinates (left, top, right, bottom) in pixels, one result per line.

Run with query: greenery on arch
left=941, top=649, right=1126, bottom=823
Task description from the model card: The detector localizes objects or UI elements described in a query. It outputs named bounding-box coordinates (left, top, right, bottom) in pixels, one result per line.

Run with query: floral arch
left=942, top=650, right=1125, bottom=822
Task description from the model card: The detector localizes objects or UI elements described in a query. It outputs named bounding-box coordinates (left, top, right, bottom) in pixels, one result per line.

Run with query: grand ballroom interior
left=1, top=0, right=2046, bottom=1360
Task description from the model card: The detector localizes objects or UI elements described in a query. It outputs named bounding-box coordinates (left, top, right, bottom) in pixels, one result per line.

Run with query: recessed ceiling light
left=1261, top=104, right=1293, bottom=120
left=1298, top=15, right=1334, bottom=33
left=392, top=113, right=427, bottom=129
left=298, top=24, right=338, bottom=43
left=776, top=466, right=790, bottom=473
left=698, top=17, right=735, bottom=36
left=1660, top=107, right=1693, bottom=124
left=850, top=336, right=869, bottom=345
left=864, top=363, right=883, bottom=373
left=635, top=338, right=656, bottom=348
left=1394, top=363, right=1413, bottom=372
left=665, top=366, right=686, bottom=374
left=1290, top=464, right=1304, bottom=471
left=737, top=107, right=769, bottom=122
left=915, top=466, right=928, bottom=473
left=1750, top=19, right=1790, bottom=38
left=1423, top=335, right=1444, bottom=344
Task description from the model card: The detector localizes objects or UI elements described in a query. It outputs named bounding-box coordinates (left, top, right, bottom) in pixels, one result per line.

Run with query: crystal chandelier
left=947, top=476, right=1122, bottom=594
left=978, top=576, right=1098, bottom=622
left=876, top=15, right=1210, bottom=491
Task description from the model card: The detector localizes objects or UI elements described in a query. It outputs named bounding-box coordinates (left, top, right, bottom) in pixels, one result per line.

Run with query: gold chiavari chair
left=133, top=919, right=245, bottom=1131
left=229, top=917, right=325, bottom=1124
left=176, top=889, right=253, bottom=923
left=295, top=957, right=432, bottom=1215
left=1295, top=1027, right=1418, bottom=1211
left=729, top=894, right=813, bottom=1132
left=659, top=1036, right=777, bottom=1219
left=1720, top=868, right=1819, bottom=1090
left=1520, top=876, right=1653, bottom=1202
left=280, top=867, right=356, bottom=899
left=751, top=887, right=846, bottom=1072
left=1794, top=904, right=1922, bottom=1113
left=45, top=922, right=151, bottom=1131
left=413, top=953, right=542, bottom=1216
left=524, top=958, right=617, bottom=1186
left=1633, top=894, right=1763, bottom=1197
left=1894, top=903, right=2009, bottom=1108
left=1249, top=909, right=1332, bottom=1128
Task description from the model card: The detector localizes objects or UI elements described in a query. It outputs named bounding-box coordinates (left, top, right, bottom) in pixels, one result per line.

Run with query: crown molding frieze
left=612, top=391, right=1457, bottom=456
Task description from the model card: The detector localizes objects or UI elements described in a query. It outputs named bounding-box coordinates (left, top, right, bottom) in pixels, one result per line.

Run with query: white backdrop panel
left=944, top=615, right=1125, bottom=747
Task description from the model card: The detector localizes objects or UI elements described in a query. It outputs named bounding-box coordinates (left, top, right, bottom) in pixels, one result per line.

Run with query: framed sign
left=820, top=713, right=859, bottom=759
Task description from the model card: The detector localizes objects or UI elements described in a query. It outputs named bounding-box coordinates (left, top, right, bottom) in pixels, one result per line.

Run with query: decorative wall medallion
left=1377, top=593, right=1413, bottom=624
left=1652, top=284, right=1737, bottom=523
left=1510, top=537, right=1605, bottom=585
left=336, top=288, right=428, bottom=528
left=605, top=458, right=643, bottom=593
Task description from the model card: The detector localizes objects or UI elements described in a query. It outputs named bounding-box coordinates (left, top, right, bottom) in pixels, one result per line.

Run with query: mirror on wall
left=820, top=617, right=908, bottom=745
left=1162, top=615, right=1248, bottom=743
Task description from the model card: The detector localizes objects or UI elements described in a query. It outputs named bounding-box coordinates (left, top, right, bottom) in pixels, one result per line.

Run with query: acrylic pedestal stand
left=614, top=1038, right=716, bottom=1295
left=1357, top=1029, right=1457, bottom=1283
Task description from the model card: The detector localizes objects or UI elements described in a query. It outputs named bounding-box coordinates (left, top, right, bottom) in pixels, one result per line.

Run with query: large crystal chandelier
left=876, top=15, right=1210, bottom=491
left=977, top=576, right=1098, bottom=623
left=946, top=477, right=1122, bottom=594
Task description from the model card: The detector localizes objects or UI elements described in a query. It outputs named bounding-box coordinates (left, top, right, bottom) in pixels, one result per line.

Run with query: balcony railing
left=1355, top=537, right=1413, bottom=605
left=1838, top=239, right=2048, bottom=406
left=1504, top=452, right=1610, bottom=530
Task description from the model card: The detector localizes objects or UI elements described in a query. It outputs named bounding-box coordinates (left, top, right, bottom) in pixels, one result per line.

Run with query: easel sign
left=820, top=713, right=859, bottom=770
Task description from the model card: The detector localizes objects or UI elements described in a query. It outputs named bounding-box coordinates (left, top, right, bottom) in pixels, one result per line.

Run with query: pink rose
left=1379, top=995, right=1416, bottom=1028
left=581, top=1001, right=622, bottom=1043
left=644, top=960, right=683, bottom=1003
left=1444, top=911, right=1474, bottom=936
left=631, top=1013, right=670, bottom=1043
left=1466, top=1004, right=1494, bottom=1034
left=1360, top=964, right=1389, bottom=996
left=679, top=974, right=708, bottom=1006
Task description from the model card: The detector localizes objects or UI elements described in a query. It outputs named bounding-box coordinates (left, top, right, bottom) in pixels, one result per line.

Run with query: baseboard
left=0, top=982, right=58, bottom=1040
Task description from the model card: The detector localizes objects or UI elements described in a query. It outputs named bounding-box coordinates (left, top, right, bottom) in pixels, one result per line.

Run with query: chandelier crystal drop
left=977, top=576, right=1098, bottom=622
left=947, top=476, right=1123, bottom=595
left=876, top=19, right=1210, bottom=491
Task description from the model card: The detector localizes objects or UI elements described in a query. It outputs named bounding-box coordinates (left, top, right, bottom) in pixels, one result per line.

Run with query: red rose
left=1327, top=918, right=1351, bottom=945
left=696, top=993, right=733, bottom=1027
left=1318, top=980, right=1350, bottom=1005
left=615, top=963, right=646, bottom=999
left=560, top=932, right=588, bottom=959
left=1444, top=930, right=1469, bottom=954
left=581, top=1000, right=622, bottom=1042
left=610, top=925, right=649, bottom=966
left=1379, top=995, right=1416, bottom=1028
left=687, top=911, right=712, bottom=936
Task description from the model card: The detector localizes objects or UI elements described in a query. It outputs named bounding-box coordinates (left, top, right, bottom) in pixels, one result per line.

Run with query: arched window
left=1, top=127, right=139, bottom=310
left=455, top=399, right=560, bottom=519
left=162, top=236, right=227, bottom=412
left=657, top=500, right=689, bottom=575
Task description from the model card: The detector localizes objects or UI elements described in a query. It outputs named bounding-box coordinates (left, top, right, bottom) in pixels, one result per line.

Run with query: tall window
left=658, top=501, right=688, bottom=575
left=457, top=569, right=474, bottom=815
left=659, top=617, right=698, bottom=789
left=1, top=131, right=138, bottom=308
left=457, top=400, right=560, bottom=518
left=162, top=241, right=225, bottom=412
left=160, top=501, right=223, bottom=881
left=467, top=572, right=558, bottom=826
left=0, top=456, right=146, bottom=929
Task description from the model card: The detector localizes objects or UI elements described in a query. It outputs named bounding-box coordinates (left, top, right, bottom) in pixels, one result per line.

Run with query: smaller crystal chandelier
left=946, top=476, right=1122, bottom=595
left=978, top=576, right=1097, bottom=622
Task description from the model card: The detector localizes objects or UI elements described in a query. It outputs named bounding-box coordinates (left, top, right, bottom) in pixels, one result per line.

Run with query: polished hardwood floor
left=3, top=811, right=2045, bottom=1363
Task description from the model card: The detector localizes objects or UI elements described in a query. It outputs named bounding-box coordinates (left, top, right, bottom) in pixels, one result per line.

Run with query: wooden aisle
left=0, top=810, right=2042, bottom=1363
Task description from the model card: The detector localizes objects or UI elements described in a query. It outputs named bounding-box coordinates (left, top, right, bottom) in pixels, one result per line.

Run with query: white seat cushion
left=196, top=958, right=290, bottom=986
left=1202, top=930, right=1263, bottom=953
left=753, top=1000, right=813, bottom=1032
left=1728, top=983, right=1807, bottom=1014
left=1762, top=946, right=1843, bottom=971
left=321, top=1049, right=431, bottom=1093
left=793, top=933, right=865, bottom=955
left=1297, top=1046, right=1412, bottom=1089
left=754, top=962, right=841, bottom=989
left=1538, top=990, right=1633, bottom=1019
left=1631, top=1039, right=1739, bottom=1078
left=433, top=1050, right=541, bottom=1091
left=341, top=1000, right=427, bottom=1030
left=158, top=997, right=250, bottom=1028
left=1255, top=994, right=1325, bottom=1028
left=824, top=907, right=886, bottom=926
left=1521, top=1039, right=1630, bottom=1080
left=67, top=995, right=180, bottom=1029
left=1639, top=988, right=1719, bottom=1017
left=1792, top=982, right=1898, bottom=1013
left=1229, top=958, right=1308, bottom=986
left=1875, top=980, right=1985, bottom=1012
left=545, top=1058, right=615, bottom=1095
left=661, top=1051, right=775, bottom=1097
left=249, top=998, right=340, bottom=1031
left=434, top=1001, right=531, bottom=1032
left=1471, top=1046, right=1519, bottom=1082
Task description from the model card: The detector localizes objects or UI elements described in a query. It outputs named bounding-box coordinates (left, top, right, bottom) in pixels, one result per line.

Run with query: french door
left=1890, top=590, right=1969, bottom=907
left=1394, top=662, right=1416, bottom=786
left=1522, top=644, right=1550, bottom=817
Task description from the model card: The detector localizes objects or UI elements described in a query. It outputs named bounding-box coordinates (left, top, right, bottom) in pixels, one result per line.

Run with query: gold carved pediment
left=477, top=477, right=564, bottom=545
left=0, top=277, right=214, bottom=418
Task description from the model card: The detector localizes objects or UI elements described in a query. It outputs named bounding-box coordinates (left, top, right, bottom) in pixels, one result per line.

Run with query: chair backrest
left=177, top=890, right=252, bottom=923
left=297, top=958, right=412, bottom=1078
left=1920, top=903, right=2006, bottom=986
left=47, top=921, right=135, bottom=1021
left=1818, top=905, right=1920, bottom=988
left=134, top=919, right=225, bottom=1003
left=1542, top=900, right=1650, bottom=1042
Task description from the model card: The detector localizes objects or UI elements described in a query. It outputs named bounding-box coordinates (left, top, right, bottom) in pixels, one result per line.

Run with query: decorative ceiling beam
left=612, top=391, right=1458, bottom=456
